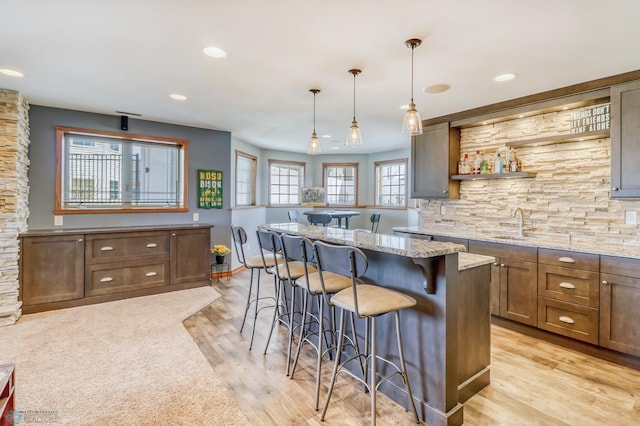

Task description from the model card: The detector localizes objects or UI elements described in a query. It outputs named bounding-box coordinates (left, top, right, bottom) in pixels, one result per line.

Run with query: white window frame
left=375, top=158, right=408, bottom=207
left=323, top=162, right=358, bottom=207
left=235, top=150, right=257, bottom=206
left=55, top=126, right=187, bottom=213
left=269, top=159, right=305, bottom=206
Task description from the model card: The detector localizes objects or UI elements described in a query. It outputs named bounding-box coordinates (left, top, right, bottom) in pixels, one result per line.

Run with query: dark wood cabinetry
left=611, top=80, right=640, bottom=198
left=600, top=255, right=640, bottom=357
left=20, top=234, right=84, bottom=305
left=468, top=240, right=537, bottom=326
left=411, top=122, right=460, bottom=199
left=19, top=225, right=212, bottom=313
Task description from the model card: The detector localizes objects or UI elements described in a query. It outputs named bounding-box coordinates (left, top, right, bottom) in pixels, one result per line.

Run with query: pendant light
left=345, top=68, right=363, bottom=147
left=307, top=89, right=321, bottom=155
left=402, top=38, right=423, bottom=136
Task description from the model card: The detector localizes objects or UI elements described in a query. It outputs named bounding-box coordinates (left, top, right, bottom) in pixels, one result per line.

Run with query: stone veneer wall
left=0, top=89, right=29, bottom=325
left=419, top=104, right=640, bottom=252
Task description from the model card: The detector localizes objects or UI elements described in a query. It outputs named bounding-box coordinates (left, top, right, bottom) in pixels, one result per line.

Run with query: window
left=323, top=163, right=358, bottom=206
left=375, top=159, right=407, bottom=207
left=235, top=150, right=257, bottom=206
left=55, top=126, right=187, bottom=213
left=269, top=160, right=305, bottom=205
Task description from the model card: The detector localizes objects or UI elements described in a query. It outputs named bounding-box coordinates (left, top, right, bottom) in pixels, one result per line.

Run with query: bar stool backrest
left=256, top=228, right=281, bottom=272
left=230, top=225, right=249, bottom=267
left=313, top=241, right=368, bottom=312
left=280, top=233, right=315, bottom=284
left=307, top=213, right=333, bottom=227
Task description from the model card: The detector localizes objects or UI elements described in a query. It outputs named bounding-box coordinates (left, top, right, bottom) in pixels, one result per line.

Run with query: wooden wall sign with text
left=198, top=169, right=223, bottom=209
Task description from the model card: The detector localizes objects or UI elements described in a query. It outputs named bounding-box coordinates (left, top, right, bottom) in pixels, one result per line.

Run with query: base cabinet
left=600, top=256, right=640, bottom=357
left=20, top=225, right=212, bottom=313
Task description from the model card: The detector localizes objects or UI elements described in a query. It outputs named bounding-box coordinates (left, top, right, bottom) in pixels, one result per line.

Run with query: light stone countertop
left=458, top=252, right=495, bottom=271
left=260, top=223, right=465, bottom=259
left=393, top=226, right=640, bottom=259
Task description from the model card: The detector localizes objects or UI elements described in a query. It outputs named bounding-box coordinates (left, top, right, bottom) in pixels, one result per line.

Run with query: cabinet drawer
left=538, top=248, right=599, bottom=271
left=86, top=259, right=169, bottom=296
left=601, top=255, right=640, bottom=279
left=538, top=265, right=599, bottom=307
left=86, top=231, right=169, bottom=264
left=537, top=297, right=598, bottom=345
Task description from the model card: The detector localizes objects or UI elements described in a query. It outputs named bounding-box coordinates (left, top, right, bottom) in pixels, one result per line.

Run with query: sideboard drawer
left=86, top=232, right=169, bottom=264
left=86, top=259, right=169, bottom=296
left=537, top=297, right=599, bottom=345
left=538, top=264, right=599, bottom=308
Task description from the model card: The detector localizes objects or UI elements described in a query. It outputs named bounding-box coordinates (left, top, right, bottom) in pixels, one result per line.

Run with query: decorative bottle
left=480, top=150, right=489, bottom=174
left=494, top=153, right=504, bottom=174
left=472, top=150, right=482, bottom=175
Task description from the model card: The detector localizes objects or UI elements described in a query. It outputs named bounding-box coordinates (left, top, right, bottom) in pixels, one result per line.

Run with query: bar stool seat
left=331, top=284, right=415, bottom=317
left=297, top=270, right=353, bottom=294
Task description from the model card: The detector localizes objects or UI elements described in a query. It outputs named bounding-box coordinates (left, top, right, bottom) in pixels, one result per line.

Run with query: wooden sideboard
left=19, top=225, right=212, bottom=314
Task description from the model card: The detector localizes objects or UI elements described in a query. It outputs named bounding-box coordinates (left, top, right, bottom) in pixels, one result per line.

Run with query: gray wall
left=28, top=105, right=232, bottom=246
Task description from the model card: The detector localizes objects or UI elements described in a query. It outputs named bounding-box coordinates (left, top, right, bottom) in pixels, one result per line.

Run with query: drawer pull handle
left=100, top=277, right=113, bottom=283
left=145, top=272, right=158, bottom=277
left=558, top=256, right=575, bottom=264
left=146, top=243, right=158, bottom=248
left=559, top=282, right=576, bottom=289
left=558, top=316, right=575, bottom=324
left=601, top=280, right=608, bottom=285
left=100, top=246, right=114, bottom=251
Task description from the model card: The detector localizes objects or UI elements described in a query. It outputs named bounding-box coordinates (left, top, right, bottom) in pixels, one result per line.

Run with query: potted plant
left=211, top=244, right=231, bottom=264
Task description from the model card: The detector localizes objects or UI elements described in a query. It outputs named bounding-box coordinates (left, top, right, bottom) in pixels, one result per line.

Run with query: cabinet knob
left=601, top=280, right=608, bottom=285
left=443, top=190, right=448, bottom=194
left=78, top=239, right=83, bottom=242
left=500, top=263, right=505, bottom=267
left=612, top=187, right=619, bottom=191
left=172, top=233, right=176, bottom=237
left=493, top=262, right=499, bottom=266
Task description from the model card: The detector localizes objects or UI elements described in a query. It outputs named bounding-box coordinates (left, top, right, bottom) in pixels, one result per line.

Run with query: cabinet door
left=170, top=228, right=211, bottom=285
left=499, top=258, right=538, bottom=326
left=611, top=80, right=640, bottom=198
left=411, top=122, right=460, bottom=199
left=21, top=235, right=84, bottom=305
left=599, top=273, right=640, bottom=356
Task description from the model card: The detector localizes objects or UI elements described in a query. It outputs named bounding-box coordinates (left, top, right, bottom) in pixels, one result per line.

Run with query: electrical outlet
left=54, top=216, right=63, bottom=226
left=192, top=213, right=199, bottom=222
left=625, top=210, right=637, bottom=225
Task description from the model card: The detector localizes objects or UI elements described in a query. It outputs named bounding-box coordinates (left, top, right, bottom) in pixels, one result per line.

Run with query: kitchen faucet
left=514, top=207, right=524, bottom=237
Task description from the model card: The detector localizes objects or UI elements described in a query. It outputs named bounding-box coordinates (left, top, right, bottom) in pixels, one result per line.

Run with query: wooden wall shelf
left=505, top=129, right=610, bottom=148
left=452, top=172, right=537, bottom=180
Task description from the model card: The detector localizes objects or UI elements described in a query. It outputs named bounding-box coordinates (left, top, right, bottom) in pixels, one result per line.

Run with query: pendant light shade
left=307, top=89, right=321, bottom=155
left=345, top=68, right=363, bottom=147
left=402, top=38, right=423, bottom=136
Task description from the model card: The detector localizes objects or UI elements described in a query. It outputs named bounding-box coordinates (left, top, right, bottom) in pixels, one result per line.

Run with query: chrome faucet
left=514, top=207, right=524, bottom=237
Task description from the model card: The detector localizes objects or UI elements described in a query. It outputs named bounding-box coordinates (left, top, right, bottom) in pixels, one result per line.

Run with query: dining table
left=302, top=210, right=360, bottom=229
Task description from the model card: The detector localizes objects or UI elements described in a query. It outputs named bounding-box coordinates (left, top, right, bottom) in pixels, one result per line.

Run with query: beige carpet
left=0, top=287, right=250, bottom=425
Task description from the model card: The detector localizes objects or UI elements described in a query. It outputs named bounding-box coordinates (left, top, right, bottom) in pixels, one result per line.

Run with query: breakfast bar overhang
left=260, top=223, right=494, bottom=426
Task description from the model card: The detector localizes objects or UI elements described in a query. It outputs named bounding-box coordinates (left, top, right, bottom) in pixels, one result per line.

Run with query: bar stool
left=230, top=225, right=282, bottom=350
left=281, top=234, right=360, bottom=411
left=313, top=241, right=420, bottom=426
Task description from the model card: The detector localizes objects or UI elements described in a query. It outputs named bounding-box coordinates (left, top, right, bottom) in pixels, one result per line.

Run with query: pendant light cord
left=410, top=45, right=415, bottom=104
left=313, top=91, right=316, bottom=133
left=352, top=72, right=356, bottom=121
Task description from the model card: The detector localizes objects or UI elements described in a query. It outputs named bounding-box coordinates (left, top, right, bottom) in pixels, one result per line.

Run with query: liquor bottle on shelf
left=494, top=153, right=504, bottom=174
left=509, top=150, right=522, bottom=172
left=459, top=153, right=470, bottom=175
left=480, top=150, right=489, bottom=174
left=472, top=150, right=482, bottom=175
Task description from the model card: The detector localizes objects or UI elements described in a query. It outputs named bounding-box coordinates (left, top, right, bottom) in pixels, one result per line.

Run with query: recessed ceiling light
left=494, top=73, right=517, bottom=82
left=0, top=68, right=24, bottom=78
left=424, top=84, right=450, bottom=94
left=203, top=47, right=227, bottom=58
left=169, top=93, right=187, bottom=101
left=321, top=134, right=331, bottom=138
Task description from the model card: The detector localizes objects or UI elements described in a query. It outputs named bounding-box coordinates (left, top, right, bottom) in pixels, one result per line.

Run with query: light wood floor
left=184, top=271, right=640, bottom=425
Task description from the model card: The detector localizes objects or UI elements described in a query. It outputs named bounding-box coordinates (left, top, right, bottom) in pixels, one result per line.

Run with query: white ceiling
left=2, top=0, right=640, bottom=154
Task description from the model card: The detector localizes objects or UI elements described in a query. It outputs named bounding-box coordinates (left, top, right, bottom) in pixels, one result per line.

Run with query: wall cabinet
left=600, top=255, right=640, bottom=357
left=611, top=80, right=640, bottom=198
left=19, top=225, right=212, bottom=313
left=411, top=122, right=460, bottom=199
left=468, top=240, right=538, bottom=326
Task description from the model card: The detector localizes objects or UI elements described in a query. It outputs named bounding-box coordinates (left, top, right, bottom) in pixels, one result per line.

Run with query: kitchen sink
left=491, top=235, right=526, bottom=240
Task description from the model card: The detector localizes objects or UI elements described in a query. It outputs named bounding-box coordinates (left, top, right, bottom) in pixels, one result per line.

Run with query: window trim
left=374, top=158, right=408, bottom=208
left=268, top=159, right=306, bottom=206
left=55, top=126, right=189, bottom=214
left=235, top=150, right=257, bottom=207
left=322, top=162, right=359, bottom=207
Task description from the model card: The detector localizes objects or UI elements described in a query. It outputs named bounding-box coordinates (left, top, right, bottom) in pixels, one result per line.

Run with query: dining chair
left=307, top=213, right=333, bottom=227
left=288, top=210, right=300, bottom=222
left=369, top=212, right=381, bottom=233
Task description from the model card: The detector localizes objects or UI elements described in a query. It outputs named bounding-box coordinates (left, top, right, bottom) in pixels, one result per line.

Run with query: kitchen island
left=260, top=223, right=494, bottom=426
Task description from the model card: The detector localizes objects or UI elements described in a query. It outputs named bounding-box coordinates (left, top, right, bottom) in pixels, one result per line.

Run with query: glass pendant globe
left=345, top=121, right=362, bottom=147
left=307, top=132, right=321, bottom=154
left=402, top=104, right=423, bottom=135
